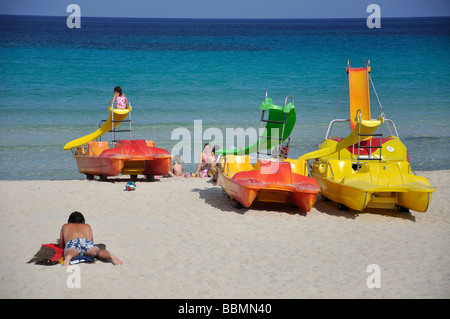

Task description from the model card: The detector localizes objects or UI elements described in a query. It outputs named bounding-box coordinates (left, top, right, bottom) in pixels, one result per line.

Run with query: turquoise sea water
left=0, top=15, right=449, bottom=180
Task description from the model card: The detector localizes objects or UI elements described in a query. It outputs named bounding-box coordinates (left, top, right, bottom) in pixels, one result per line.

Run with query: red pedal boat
left=219, top=156, right=320, bottom=212
left=74, top=139, right=171, bottom=180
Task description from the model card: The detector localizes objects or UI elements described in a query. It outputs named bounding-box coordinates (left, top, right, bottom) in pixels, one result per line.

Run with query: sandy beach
left=0, top=170, right=448, bottom=299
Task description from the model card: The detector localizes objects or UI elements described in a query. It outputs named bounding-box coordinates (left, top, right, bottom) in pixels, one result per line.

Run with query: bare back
left=172, top=163, right=184, bottom=176
left=59, top=223, right=94, bottom=248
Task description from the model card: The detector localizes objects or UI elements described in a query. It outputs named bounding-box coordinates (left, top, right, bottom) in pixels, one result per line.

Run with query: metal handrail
left=325, top=119, right=350, bottom=139
left=98, top=102, right=132, bottom=143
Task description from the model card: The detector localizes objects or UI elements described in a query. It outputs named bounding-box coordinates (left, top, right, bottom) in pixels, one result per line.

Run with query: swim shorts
left=65, top=238, right=96, bottom=256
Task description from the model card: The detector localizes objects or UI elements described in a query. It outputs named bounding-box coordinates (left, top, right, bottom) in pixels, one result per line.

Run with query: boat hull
left=311, top=160, right=435, bottom=212
left=121, top=156, right=172, bottom=176
left=219, top=157, right=320, bottom=212
left=75, top=154, right=127, bottom=177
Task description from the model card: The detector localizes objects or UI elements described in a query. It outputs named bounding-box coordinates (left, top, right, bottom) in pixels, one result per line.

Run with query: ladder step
left=357, top=145, right=382, bottom=148
left=357, top=157, right=382, bottom=161
left=259, top=136, right=283, bottom=140
left=359, top=133, right=383, bottom=137
left=261, top=119, right=285, bottom=124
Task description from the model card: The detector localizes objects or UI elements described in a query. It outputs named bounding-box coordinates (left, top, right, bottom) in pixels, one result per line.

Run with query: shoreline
left=0, top=170, right=448, bottom=298
left=1, top=168, right=448, bottom=182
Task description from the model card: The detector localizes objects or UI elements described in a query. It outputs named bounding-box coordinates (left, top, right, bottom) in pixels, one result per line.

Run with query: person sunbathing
left=59, top=211, right=122, bottom=266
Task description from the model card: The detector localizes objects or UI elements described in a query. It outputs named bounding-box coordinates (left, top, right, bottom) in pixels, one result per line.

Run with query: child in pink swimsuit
left=112, top=86, right=128, bottom=109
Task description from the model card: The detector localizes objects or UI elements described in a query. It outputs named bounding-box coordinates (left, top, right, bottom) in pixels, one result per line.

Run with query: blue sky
left=1, top=0, right=449, bottom=19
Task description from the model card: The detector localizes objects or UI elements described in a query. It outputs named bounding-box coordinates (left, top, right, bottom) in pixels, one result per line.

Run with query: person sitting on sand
left=195, top=143, right=216, bottom=176
left=111, top=86, right=128, bottom=109
left=59, top=211, right=122, bottom=266
left=168, top=155, right=184, bottom=177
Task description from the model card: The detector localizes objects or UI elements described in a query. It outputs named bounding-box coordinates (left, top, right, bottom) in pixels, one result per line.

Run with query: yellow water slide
left=63, top=107, right=131, bottom=150
left=348, top=60, right=371, bottom=130
left=299, top=117, right=382, bottom=161
left=300, top=60, right=374, bottom=161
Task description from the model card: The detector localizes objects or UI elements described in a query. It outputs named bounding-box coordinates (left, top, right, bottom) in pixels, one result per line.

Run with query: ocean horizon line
left=1, top=13, right=449, bottom=21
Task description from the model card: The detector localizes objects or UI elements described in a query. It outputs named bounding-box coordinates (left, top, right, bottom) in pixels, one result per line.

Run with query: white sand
left=0, top=170, right=449, bottom=299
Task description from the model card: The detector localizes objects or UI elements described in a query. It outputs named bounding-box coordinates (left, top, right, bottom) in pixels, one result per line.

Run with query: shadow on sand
left=191, top=182, right=307, bottom=216
left=313, top=195, right=416, bottom=221
left=192, top=182, right=416, bottom=221
left=83, top=176, right=164, bottom=184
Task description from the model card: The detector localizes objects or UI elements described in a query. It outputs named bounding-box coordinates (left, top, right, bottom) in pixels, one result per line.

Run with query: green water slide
left=215, top=96, right=296, bottom=156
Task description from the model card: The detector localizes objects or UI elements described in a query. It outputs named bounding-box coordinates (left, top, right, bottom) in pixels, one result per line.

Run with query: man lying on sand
left=59, top=211, right=122, bottom=266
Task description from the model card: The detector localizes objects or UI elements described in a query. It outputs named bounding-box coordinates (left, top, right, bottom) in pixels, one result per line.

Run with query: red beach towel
left=41, top=244, right=64, bottom=262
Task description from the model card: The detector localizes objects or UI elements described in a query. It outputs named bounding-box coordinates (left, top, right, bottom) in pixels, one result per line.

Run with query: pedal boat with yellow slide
left=300, top=60, right=435, bottom=212
left=73, top=139, right=171, bottom=181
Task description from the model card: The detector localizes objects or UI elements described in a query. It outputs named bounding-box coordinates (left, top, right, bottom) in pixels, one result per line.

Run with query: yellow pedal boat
left=300, top=60, right=435, bottom=212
